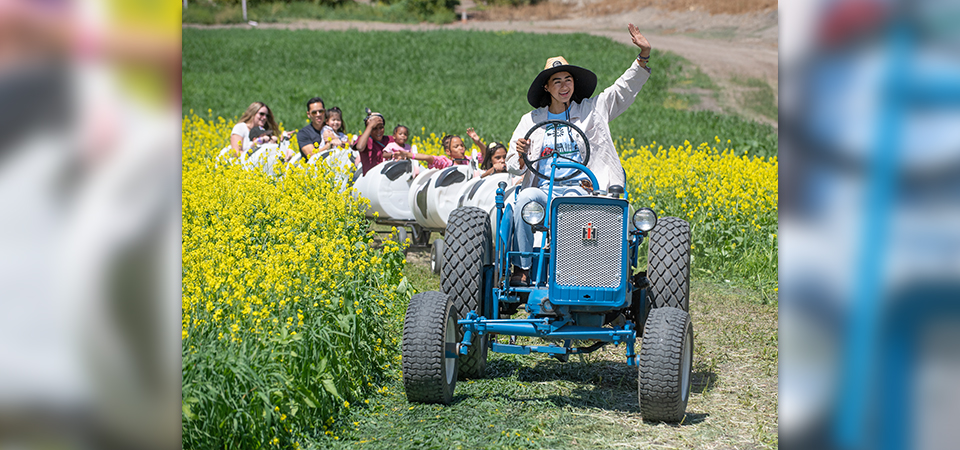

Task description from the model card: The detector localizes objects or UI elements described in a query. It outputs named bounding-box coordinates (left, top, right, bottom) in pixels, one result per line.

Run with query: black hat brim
left=527, top=64, right=598, bottom=108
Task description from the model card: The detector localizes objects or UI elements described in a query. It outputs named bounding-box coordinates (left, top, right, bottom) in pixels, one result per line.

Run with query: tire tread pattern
left=402, top=291, right=456, bottom=404
left=647, top=217, right=691, bottom=311
left=638, top=306, right=693, bottom=422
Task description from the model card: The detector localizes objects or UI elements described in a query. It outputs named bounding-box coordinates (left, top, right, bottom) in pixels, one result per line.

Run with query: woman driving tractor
left=506, top=23, right=653, bottom=286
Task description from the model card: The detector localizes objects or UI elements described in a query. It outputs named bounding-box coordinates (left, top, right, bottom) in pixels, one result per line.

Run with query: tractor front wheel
left=402, top=291, right=458, bottom=404
left=638, top=306, right=694, bottom=422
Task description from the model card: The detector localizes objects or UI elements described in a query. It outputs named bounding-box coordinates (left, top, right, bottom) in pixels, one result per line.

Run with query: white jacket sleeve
left=595, top=60, right=651, bottom=123
left=506, top=113, right=532, bottom=176
left=505, top=150, right=524, bottom=176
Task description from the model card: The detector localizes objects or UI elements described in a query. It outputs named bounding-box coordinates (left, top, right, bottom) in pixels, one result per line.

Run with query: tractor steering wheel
left=520, top=119, right=591, bottom=182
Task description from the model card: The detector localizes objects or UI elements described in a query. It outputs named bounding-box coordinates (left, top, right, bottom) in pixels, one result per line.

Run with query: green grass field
left=183, top=1, right=424, bottom=26
left=182, top=28, right=777, bottom=158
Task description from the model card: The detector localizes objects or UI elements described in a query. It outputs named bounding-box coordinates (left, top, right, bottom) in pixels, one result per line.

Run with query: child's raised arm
left=466, top=127, right=486, bottom=153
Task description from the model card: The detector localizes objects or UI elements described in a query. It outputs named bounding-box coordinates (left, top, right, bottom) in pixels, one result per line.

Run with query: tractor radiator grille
left=554, top=203, right=623, bottom=288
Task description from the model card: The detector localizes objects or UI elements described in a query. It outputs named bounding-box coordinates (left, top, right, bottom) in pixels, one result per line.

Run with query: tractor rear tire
left=431, top=239, right=444, bottom=275
left=402, top=291, right=458, bottom=404
left=442, top=207, right=492, bottom=379
left=638, top=307, right=694, bottom=422
left=647, top=217, right=691, bottom=311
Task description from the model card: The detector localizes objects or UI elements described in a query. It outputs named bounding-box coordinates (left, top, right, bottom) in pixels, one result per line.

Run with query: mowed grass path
left=316, top=257, right=777, bottom=449
left=182, top=28, right=777, bottom=157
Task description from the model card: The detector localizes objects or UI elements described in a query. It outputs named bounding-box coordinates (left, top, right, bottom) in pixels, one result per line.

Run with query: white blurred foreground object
left=0, top=0, right=181, bottom=448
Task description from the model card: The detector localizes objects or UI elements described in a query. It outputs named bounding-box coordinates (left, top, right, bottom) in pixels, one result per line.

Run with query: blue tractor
left=401, top=120, right=694, bottom=422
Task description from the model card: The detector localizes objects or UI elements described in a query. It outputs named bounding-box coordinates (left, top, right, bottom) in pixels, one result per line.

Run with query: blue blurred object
left=781, top=0, right=960, bottom=449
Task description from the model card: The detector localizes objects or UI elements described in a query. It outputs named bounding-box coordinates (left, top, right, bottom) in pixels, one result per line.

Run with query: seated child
left=479, top=141, right=509, bottom=178
left=383, top=124, right=417, bottom=160
left=247, top=125, right=272, bottom=151
left=245, top=121, right=297, bottom=162
left=353, top=109, right=392, bottom=175
left=466, top=126, right=511, bottom=178
left=321, top=106, right=351, bottom=149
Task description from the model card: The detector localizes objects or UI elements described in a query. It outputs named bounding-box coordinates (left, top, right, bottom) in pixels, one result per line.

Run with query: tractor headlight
left=632, top=207, right=657, bottom=232
left=521, top=202, right=545, bottom=226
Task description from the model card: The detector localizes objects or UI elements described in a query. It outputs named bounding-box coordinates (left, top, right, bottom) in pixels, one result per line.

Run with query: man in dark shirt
left=295, top=97, right=327, bottom=159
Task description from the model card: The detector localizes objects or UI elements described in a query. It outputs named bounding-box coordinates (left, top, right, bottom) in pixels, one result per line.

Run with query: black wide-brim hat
left=526, top=56, right=598, bottom=108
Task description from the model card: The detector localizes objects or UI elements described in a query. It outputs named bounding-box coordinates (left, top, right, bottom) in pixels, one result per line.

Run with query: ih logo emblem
left=583, top=222, right=596, bottom=242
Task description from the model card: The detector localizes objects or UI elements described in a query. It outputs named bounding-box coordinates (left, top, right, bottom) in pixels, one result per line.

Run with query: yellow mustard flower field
left=621, top=137, right=778, bottom=295
left=182, top=113, right=409, bottom=448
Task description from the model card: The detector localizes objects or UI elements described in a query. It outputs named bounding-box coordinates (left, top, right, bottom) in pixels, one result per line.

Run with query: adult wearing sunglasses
left=296, top=96, right=331, bottom=160
left=229, top=101, right=280, bottom=158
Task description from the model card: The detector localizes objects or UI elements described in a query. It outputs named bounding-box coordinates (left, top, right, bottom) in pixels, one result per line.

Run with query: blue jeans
left=510, top=185, right=587, bottom=269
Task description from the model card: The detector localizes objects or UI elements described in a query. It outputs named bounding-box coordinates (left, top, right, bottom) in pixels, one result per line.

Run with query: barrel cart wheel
left=431, top=238, right=445, bottom=275
left=412, top=224, right=432, bottom=247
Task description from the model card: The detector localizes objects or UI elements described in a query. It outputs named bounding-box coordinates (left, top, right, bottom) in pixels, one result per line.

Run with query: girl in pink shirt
left=396, top=134, right=470, bottom=170
left=383, top=125, right=416, bottom=160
